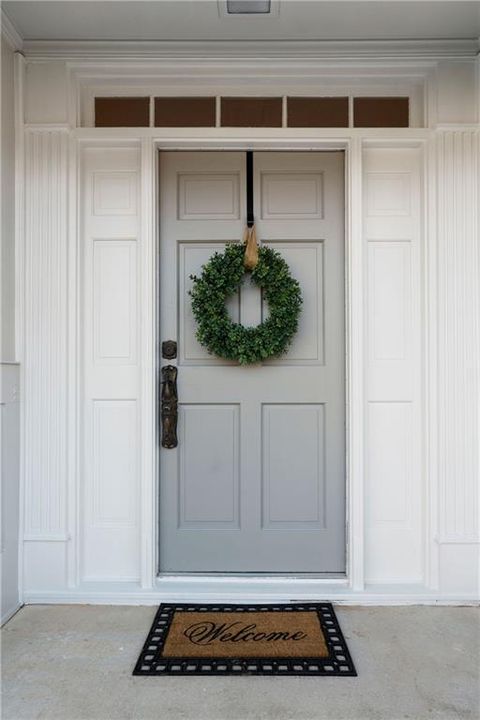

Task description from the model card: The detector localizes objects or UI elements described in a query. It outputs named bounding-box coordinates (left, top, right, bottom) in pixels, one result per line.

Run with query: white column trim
left=346, top=136, right=365, bottom=591
left=139, top=138, right=156, bottom=588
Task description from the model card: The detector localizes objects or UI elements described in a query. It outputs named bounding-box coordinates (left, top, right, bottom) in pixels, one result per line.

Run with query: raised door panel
left=264, top=242, right=324, bottom=364
left=178, top=405, right=240, bottom=528
left=178, top=242, right=240, bottom=365
left=260, top=173, right=324, bottom=220
left=262, top=404, right=325, bottom=528
left=93, top=240, right=137, bottom=364
left=178, top=173, right=241, bottom=220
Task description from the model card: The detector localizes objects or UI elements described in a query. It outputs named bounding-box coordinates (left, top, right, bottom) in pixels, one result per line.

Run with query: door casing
left=152, top=138, right=364, bottom=591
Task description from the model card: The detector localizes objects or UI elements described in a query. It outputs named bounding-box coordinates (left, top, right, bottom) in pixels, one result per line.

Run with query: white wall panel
left=93, top=241, right=137, bottom=364
left=81, top=146, right=142, bottom=582
left=366, top=402, right=422, bottom=582
left=24, top=62, right=68, bottom=124
left=364, top=147, right=422, bottom=584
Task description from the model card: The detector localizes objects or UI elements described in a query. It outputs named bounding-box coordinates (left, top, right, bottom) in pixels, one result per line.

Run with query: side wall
left=1, top=35, right=20, bottom=623
left=17, top=57, right=480, bottom=603
left=1, top=36, right=16, bottom=360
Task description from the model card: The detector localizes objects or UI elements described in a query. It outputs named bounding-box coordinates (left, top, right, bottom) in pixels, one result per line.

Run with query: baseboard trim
left=22, top=588, right=479, bottom=607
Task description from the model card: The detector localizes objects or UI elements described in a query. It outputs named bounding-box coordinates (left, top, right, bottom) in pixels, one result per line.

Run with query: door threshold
left=157, top=573, right=348, bottom=584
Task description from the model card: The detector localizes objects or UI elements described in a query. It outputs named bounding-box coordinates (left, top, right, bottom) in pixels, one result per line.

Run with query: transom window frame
left=78, top=77, right=426, bottom=129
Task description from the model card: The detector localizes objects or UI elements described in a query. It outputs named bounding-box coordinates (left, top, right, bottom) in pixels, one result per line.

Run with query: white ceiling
left=3, top=0, right=480, bottom=42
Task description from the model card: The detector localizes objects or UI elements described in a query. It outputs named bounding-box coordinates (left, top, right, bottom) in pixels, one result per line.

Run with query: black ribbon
left=246, top=150, right=254, bottom=228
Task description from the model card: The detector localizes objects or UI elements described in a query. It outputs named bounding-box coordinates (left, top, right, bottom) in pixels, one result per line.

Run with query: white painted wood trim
left=21, top=128, right=435, bottom=598
left=14, top=53, right=26, bottom=605
left=16, top=45, right=478, bottom=598
left=66, top=134, right=80, bottom=589
left=139, top=138, right=156, bottom=589
left=20, top=38, right=479, bottom=60
left=424, top=134, right=440, bottom=590
left=149, top=137, right=364, bottom=586
left=346, top=136, right=365, bottom=591
left=22, top=587, right=479, bottom=607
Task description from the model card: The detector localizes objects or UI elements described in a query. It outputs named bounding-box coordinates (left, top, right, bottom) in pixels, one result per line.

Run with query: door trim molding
left=149, top=138, right=364, bottom=592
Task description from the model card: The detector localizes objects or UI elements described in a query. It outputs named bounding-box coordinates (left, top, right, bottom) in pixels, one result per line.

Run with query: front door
left=159, top=151, right=345, bottom=573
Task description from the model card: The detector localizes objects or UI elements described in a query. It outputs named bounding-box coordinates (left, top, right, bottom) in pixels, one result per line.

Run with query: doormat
left=133, top=603, right=356, bottom=676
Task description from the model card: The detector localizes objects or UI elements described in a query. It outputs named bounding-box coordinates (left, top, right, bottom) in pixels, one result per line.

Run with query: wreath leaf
left=189, top=243, right=302, bottom=365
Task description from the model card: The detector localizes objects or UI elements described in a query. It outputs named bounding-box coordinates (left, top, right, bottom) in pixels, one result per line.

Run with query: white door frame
left=144, top=136, right=365, bottom=594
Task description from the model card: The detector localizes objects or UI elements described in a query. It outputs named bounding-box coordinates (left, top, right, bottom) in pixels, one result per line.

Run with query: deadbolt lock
left=162, top=340, right=177, bottom=360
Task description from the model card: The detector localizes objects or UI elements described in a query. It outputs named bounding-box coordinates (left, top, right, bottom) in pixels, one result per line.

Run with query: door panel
left=159, top=151, right=345, bottom=573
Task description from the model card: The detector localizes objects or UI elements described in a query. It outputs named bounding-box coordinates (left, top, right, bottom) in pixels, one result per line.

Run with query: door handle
left=161, top=365, right=178, bottom=449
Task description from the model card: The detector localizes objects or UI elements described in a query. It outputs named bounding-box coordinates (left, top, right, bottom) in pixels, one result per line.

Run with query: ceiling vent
left=226, top=1, right=271, bottom=14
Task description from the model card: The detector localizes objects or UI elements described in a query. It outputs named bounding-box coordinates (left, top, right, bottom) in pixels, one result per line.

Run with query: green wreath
left=190, top=242, right=302, bottom=365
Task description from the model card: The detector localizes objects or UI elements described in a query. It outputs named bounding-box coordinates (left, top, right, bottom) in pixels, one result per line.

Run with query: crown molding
left=21, top=37, right=479, bottom=61
left=1, top=10, right=23, bottom=51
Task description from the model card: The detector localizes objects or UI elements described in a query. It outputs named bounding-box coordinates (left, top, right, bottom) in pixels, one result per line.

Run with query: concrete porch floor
left=1, top=605, right=479, bottom=720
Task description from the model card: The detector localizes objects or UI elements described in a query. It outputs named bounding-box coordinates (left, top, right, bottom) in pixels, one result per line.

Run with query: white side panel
left=364, top=147, right=422, bottom=584
left=93, top=241, right=137, bottom=364
left=81, top=146, right=141, bottom=582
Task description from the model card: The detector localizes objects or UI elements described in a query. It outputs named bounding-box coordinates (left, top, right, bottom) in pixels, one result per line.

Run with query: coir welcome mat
left=133, top=603, right=356, bottom=676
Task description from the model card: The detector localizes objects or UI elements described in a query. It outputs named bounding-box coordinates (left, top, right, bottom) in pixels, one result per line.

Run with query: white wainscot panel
left=178, top=173, right=240, bottom=220
left=82, top=400, right=140, bottom=581
left=260, top=173, right=324, bottom=219
left=93, top=240, right=137, bottom=364
left=367, top=172, right=410, bottom=217
left=179, top=243, right=240, bottom=364
left=262, top=404, right=325, bottom=528
left=93, top=171, right=137, bottom=216
left=178, top=405, right=240, bottom=528
left=265, top=243, right=324, bottom=364
left=365, top=402, right=422, bottom=583
left=364, top=156, right=419, bottom=241
left=368, top=242, right=413, bottom=400
left=23, top=542, right=68, bottom=592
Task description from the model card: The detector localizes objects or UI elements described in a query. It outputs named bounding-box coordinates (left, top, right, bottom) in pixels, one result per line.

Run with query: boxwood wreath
left=189, top=242, right=302, bottom=365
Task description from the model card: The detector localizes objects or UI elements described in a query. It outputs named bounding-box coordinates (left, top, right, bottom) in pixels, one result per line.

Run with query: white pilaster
left=22, top=129, right=70, bottom=590
left=435, top=128, right=479, bottom=594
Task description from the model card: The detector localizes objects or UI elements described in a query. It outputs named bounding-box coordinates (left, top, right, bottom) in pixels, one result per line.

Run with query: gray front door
left=159, top=151, right=345, bottom=573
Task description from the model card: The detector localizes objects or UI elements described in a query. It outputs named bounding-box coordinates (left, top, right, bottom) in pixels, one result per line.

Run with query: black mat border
left=133, top=602, right=357, bottom=676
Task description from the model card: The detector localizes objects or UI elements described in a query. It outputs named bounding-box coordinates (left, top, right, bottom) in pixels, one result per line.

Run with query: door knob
left=161, top=365, right=178, bottom=448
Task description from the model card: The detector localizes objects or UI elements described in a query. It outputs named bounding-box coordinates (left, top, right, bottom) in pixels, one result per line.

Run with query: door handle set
left=161, top=364, right=178, bottom=449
